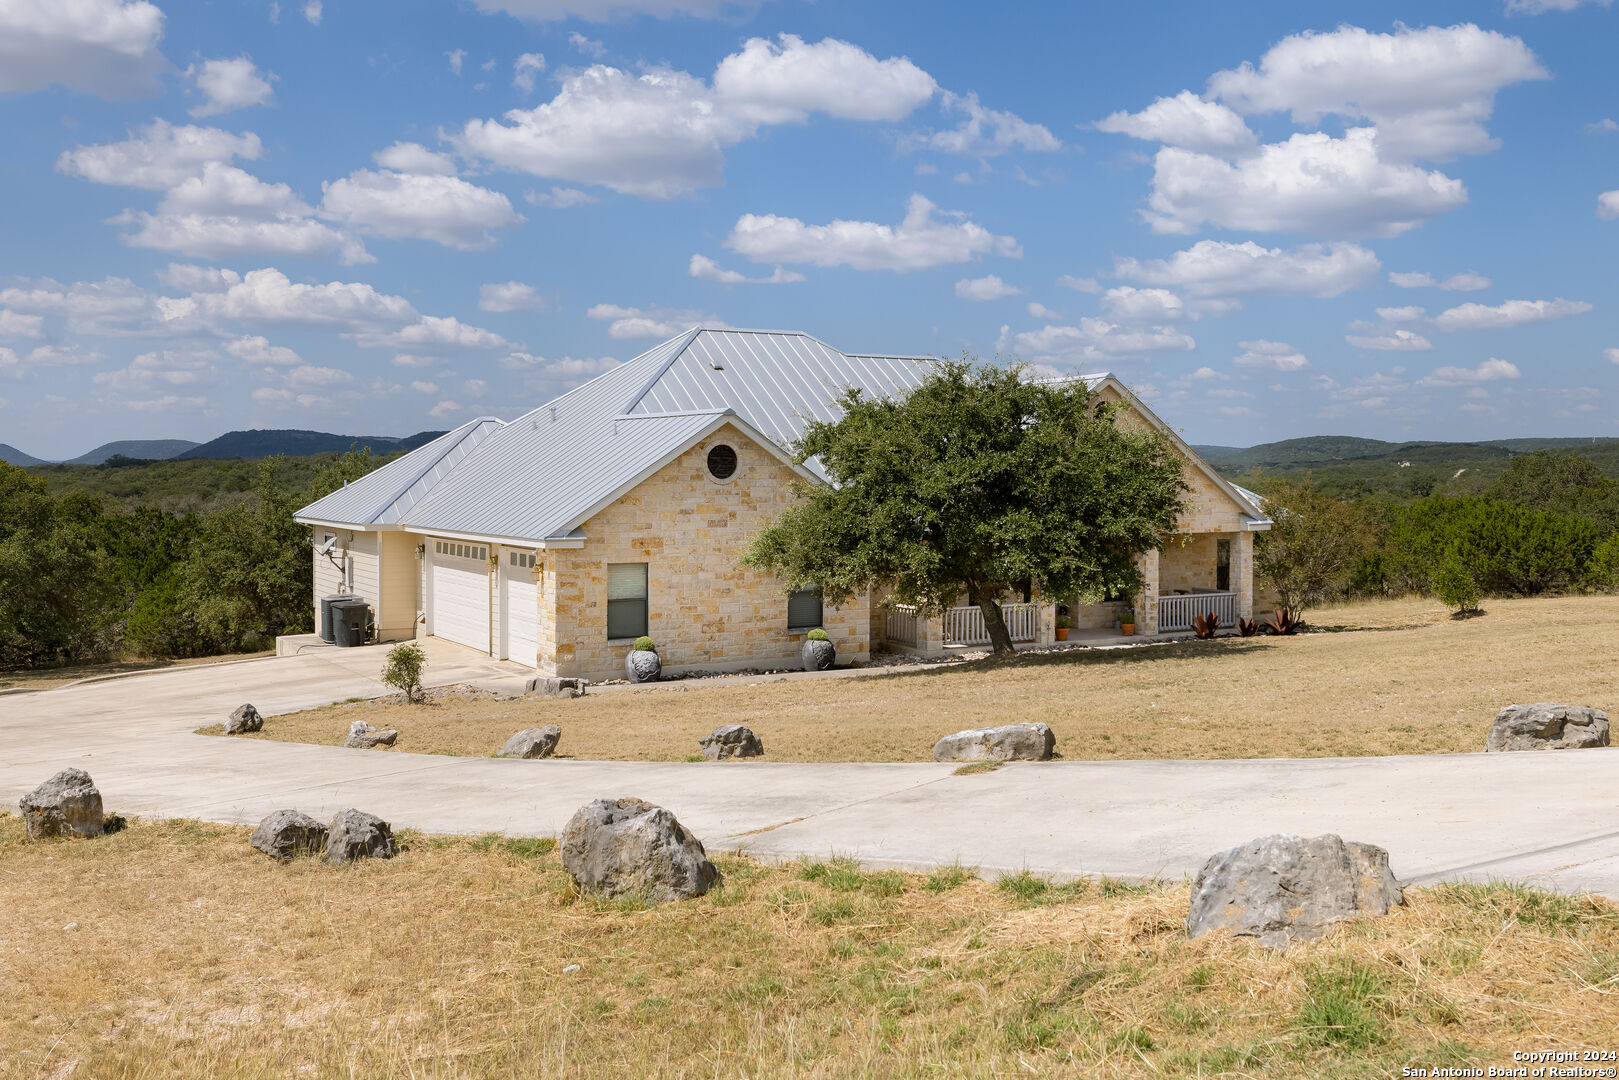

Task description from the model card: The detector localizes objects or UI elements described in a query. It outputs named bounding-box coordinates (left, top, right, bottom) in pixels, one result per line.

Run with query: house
left=293, top=327, right=1272, bottom=680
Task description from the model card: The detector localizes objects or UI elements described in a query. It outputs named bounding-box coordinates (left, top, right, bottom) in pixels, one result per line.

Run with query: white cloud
left=687, top=255, right=803, bottom=284
left=478, top=281, right=552, bottom=311
left=372, top=142, right=458, bottom=176
left=94, top=348, right=219, bottom=390
left=252, top=387, right=294, bottom=405
left=726, top=194, right=1020, bottom=273
left=997, top=319, right=1195, bottom=367
left=158, top=267, right=417, bottom=332
left=954, top=275, right=1022, bottom=301
left=27, top=344, right=103, bottom=367
left=1345, top=328, right=1434, bottom=351
left=429, top=399, right=463, bottom=418
left=470, top=0, right=745, bottom=19
left=525, top=185, right=596, bottom=208
left=711, top=34, right=937, bottom=124
left=907, top=91, right=1059, bottom=157
left=187, top=56, right=275, bottom=118
left=499, top=351, right=622, bottom=382
left=156, top=263, right=241, bottom=292
left=569, top=32, right=606, bottom=58
left=456, top=36, right=938, bottom=199
left=1441, top=271, right=1492, bottom=291
left=118, top=210, right=368, bottom=263
left=0, top=0, right=169, bottom=100
left=1027, top=302, right=1062, bottom=321
left=57, top=119, right=263, bottom=190
left=302, top=1, right=322, bottom=25
left=514, top=52, right=546, bottom=93
left=319, top=169, right=523, bottom=249
left=1142, top=128, right=1467, bottom=237
left=1375, top=305, right=1426, bottom=321
left=1100, top=286, right=1186, bottom=322
left=355, top=315, right=509, bottom=353
left=1506, top=0, right=1611, bottom=12
left=1114, top=240, right=1380, bottom=302
left=0, top=275, right=156, bottom=335
left=157, top=162, right=310, bottom=218
left=1416, top=358, right=1520, bottom=386
left=1599, top=190, right=1619, bottom=220
left=411, top=381, right=439, bottom=394
left=1606, top=348, right=1619, bottom=364
left=1433, top=297, right=1593, bottom=331
left=225, top=334, right=301, bottom=366
left=1590, top=118, right=1619, bottom=133
left=0, top=310, right=45, bottom=339
left=586, top=303, right=721, bottom=339
left=1094, top=90, right=1257, bottom=157
left=1056, top=275, right=1101, bottom=294
left=1234, top=339, right=1308, bottom=371
left=283, top=363, right=355, bottom=388
left=447, top=49, right=466, bottom=76
left=1389, top=271, right=1436, bottom=288
left=1187, top=366, right=1227, bottom=381
left=123, top=394, right=209, bottom=412
left=1206, top=23, right=1548, bottom=162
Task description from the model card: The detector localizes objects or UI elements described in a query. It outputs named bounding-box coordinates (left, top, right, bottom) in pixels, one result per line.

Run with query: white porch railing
left=884, top=605, right=919, bottom=647
left=1158, top=590, right=1238, bottom=633
left=943, top=602, right=1039, bottom=646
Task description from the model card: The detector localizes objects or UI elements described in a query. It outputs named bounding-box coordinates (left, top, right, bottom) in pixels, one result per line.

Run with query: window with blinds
left=787, top=587, right=823, bottom=630
left=606, top=562, right=648, bottom=640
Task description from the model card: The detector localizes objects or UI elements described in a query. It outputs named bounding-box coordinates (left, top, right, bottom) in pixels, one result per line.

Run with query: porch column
left=1136, top=549, right=1160, bottom=635
left=1036, top=596, right=1055, bottom=646
left=921, top=613, right=945, bottom=654
left=1235, top=531, right=1254, bottom=620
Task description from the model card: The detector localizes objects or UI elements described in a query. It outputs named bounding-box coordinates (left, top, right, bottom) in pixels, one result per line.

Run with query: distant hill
left=0, top=443, right=46, bottom=467
left=65, top=439, right=199, bottom=465
left=176, top=428, right=445, bottom=460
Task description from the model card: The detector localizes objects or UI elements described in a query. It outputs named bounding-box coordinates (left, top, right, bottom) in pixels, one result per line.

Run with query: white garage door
left=430, top=541, right=490, bottom=653
left=502, top=552, right=539, bottom=667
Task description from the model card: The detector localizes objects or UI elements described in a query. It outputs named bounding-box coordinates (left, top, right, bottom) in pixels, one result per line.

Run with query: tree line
left=0, top=452, right=376, bottom=669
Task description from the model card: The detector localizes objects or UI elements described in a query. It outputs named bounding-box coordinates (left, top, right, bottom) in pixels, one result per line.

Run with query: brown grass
left=2, top=813, right=1616, bottom=1078
left=214, top=595, right=1619, bottom=763
left=1, top=650, right=274, bottom=692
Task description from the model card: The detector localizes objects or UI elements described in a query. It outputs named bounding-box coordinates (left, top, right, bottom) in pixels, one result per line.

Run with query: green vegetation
left=1433, top=553, right=1482, bottom=616
left=806, top=627, right=830, bottom=641
left=380, top=642, right=427, bottom=702
left=745, top=360, right=1189, bottom=654
left=0, top=450, right=379, bottom=670
left=632, top=635, right=656, bottom=652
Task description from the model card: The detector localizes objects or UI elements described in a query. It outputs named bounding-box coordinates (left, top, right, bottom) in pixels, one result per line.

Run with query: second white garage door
left=430, top=541, right=490, bottom=653
left=501, top=552, right=539, bottom=667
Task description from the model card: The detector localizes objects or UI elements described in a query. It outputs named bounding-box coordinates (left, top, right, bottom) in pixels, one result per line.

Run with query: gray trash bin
left=331, top=599, right=372, bottom=648
left=321, top=593, right=360, bottom=643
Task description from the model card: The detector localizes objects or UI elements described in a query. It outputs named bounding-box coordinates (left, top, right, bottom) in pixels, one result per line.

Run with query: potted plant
left=1118, top=607, right=1136, bottom=637
left=624, top=636, right=662, bottom=682
left=801, top=627, right=835, bottom=671
left=1054, top=614, right=1071, bottom=642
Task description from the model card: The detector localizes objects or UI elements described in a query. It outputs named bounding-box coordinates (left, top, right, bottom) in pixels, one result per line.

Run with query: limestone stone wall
left=546, top=423, right=870, bottom=681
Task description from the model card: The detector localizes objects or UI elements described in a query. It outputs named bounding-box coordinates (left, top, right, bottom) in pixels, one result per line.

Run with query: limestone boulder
left=699, top=724, right=764, bottom=761
left=1186, top=833, right=1404, bottom=948
left=625, top=650, right=662, bottom=683
left=932, top=723, right=1055, bottom=762
left=500, top=725, right=562, bottom=759
left=801, top=639, right=836, bottom=671
left=19, top=768, right=104, bottom=840
left=346, top=720, right=398, bottom=749
left=250, top=809, right=328, bottom=860
left=1486, top=703, right=1609, bottom=752
left=225, top=703, right=263, bottom=734
left=525, top=676, right=587, bottom=698
left=560, top=797, right=719, bottom=902
left=324, top=808, right=397, bottom=864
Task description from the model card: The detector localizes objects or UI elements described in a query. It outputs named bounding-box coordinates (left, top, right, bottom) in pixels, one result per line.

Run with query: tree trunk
left=967, top=581, right=1017, bottom=656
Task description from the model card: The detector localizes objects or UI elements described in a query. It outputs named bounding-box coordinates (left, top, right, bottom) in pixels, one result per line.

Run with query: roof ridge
left=618, top=326, right=703, bottom=415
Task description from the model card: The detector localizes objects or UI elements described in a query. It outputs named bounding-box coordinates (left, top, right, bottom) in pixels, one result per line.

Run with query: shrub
left=632, top=636, right=656, bottom=652
left=1433, top=551, right=1481, bottom=615
left=1381, top=496, right=1597, bottom=597
left=806, top=628, right=830, bottom=641
left=381, top=642, right=426, bottom=703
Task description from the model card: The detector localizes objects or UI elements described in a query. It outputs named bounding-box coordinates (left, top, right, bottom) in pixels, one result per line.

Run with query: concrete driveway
left=3, top=643, right=1618, bottom=897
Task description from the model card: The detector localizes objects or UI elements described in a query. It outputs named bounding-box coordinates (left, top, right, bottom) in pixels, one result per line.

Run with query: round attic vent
left=707, top=444, right=738, bottom=480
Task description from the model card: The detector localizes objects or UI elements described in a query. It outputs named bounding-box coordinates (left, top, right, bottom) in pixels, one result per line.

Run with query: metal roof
left=295, top=326, right=1265, bottom=542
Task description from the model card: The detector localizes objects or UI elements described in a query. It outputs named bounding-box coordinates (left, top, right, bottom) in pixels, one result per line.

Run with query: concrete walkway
left=3, top=644, right=1618, bottom=897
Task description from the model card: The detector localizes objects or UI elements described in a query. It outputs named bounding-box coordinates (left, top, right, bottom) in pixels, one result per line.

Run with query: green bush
left=381, top=642, right=427, bottom=702
left=1380, top=495, right=1597, bottom=597
left=806, top=628, right=830, bottom=641
left=632, top=636, right=656, bottom=652
left=1432, top=551, right=1481, bottom=615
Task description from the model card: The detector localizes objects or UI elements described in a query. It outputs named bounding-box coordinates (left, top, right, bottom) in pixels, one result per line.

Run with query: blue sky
left=3, top=0, right=1618, bottom=458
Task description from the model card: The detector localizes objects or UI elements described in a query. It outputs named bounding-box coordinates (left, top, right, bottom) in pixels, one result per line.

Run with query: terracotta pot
left=1120, top=624, right=1136, bottom=637
left=1054, top=627, right=1069, bottom=641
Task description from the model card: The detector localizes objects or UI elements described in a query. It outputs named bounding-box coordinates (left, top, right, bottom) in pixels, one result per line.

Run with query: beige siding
left=348, top=532, right=380, bottom=610
left=546, top=423, right=870, bottom=682
left=377, top=531, right=418, bottom=641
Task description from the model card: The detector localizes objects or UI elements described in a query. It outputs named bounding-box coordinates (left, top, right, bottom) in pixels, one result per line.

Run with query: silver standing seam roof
left=295, top=326, right=1266, bottom=542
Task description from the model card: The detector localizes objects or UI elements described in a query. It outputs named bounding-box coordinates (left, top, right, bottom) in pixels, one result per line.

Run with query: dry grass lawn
left=218, top=595, right=1619, bottom=762
left=4, top=815, right=1618, bottom=1079
left=1, top=650, right=273, bottom=692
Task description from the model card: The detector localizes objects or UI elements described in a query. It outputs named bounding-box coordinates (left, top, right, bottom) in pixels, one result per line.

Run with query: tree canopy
left=741, top=360, right=1189, bottom=654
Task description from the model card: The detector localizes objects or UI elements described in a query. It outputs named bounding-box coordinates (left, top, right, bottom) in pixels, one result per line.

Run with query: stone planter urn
left=801, top=630, right=835, bottom=671
left=625, top=638, right=662, bottom=683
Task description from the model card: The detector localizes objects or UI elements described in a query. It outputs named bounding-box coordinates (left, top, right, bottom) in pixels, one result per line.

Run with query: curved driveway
left=4, top=642, right=1618, bottom=897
